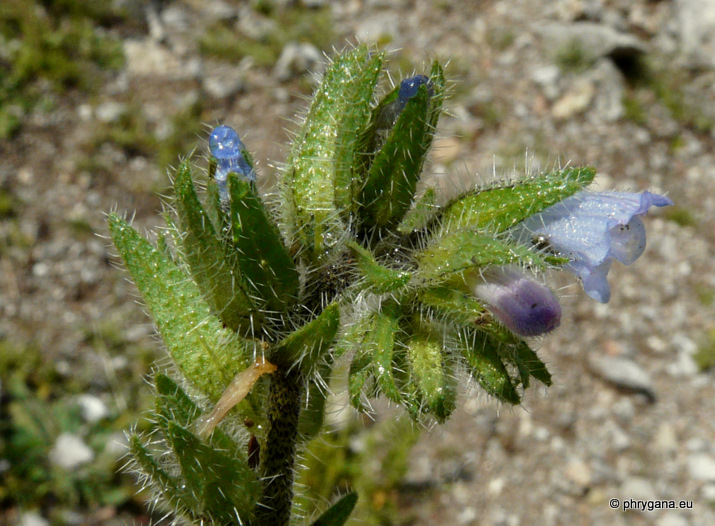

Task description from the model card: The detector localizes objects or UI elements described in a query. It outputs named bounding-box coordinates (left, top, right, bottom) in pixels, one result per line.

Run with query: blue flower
left=209, top=126, right=255, bottom=199
left=397, top=75, right=432, bottom=107
left=510, top=191, right=673, bottom=303
left=377, top=75, right=433, bottom=129
left=471, top=266, right=562, bottom=337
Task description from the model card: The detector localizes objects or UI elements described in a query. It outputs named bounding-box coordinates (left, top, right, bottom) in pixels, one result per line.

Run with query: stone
left=621, top=476, right=656, bottom=500
left=203, top=68, right=245, bottom=99
left=18, top=511, right=50, bottom=526
left=532, top=65, right=561, bottom=101
left=124, top=39, right=201, bottom=80
left=273, top=42, right=323, bottom=82
left=356, top=13, right=400, bottom=44
left=49, top=433, right=94, bottom=470
left=588, top=355, right=656, bottom=402
left=654, top=423, right=678, bottom=455
left=76, top=394, right=109, bottom=423
left=656, top=513, right=689, bottom=526
left=564, top=458, right=592, bottom=487
left=539, top=22, right=646, bottom=65
left=687, top=453, right=715, bottom=481
left=552, top=78, right=595, bottom=119
left=95, top=102, right=126, bottom=123
left=589, top=59, right=624, bottom=122
left=675, top=0, right=715, bottom=68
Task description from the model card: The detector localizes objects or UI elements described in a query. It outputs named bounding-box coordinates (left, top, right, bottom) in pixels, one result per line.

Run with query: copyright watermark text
left=609, top=498, right=693, bottom=512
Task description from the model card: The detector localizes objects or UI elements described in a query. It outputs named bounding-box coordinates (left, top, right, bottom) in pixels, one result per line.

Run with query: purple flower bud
left=209, top=125, right=255, bottom=199
left=511, top=191, right=673, bottom=303
left=471, top=266, right=562, bottom=337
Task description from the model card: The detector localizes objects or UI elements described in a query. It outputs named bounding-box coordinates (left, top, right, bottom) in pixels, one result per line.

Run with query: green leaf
left=228, top=174, right=299, bottom=310
left=284, top=45, right=383, bottom=261
left=173, top=161, right=259, bottom=332
left=297, top=362, right=332, bottom=442
left=272, top=303, right=340, bottom=375
left=108, top=214, right=255, bottom=401
left=347, top=241, right=411, bottom=294
left=418, top=286, right=486, bottom=325
left=128, top=435, right=183, bottom=501
left=360, top=63, right=445, bottom=228
left=417, top=231, right=548, bottom=283
left=439, top=166, right=596, bottom=236
left=368, top=305, right=402, bottom=403
left=165, top=421, right=260, bottom=523
left=397, top=188, right=439, bottom=235
left=500, top=339, right=552, bottom=388
left=312, top=492, right=358, bottom=526
left=154, top=373, right=256, bottom=450
left=405, top=333, right=457, bottom=423
left=154, top=373, right=202, bottom=427
left=347, top=306, right=401, bottom=409
left=458, top=327, right=521, bottom=405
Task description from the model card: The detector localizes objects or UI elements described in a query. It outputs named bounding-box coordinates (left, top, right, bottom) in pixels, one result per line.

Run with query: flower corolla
left=510, top=191, right=673, bottom=303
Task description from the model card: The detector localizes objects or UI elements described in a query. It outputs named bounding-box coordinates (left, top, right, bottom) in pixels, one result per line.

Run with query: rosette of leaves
left=109, top=45, right=596, bottom=525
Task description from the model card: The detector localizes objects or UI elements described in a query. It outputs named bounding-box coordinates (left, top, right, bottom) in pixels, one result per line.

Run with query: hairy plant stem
left=255, top=368, right=302, bottom=526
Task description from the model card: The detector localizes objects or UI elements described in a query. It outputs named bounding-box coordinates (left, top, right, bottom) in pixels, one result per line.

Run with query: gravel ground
left=1, top=1, right=714, bottom=525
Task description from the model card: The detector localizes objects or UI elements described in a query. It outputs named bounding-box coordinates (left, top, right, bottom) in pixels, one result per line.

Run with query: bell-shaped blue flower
left=471, top=266, right=562, bottom=337
left=510, top=191, right=673, bottom=303
left=209, top=125, right=255, bottom=200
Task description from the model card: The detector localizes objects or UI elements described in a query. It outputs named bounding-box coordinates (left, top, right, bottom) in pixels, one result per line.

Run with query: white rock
left=675, top=0, right=715, bottom=67
left=356, top=13, right=400, bottom=44
left=589, top=59, right=624, bottom=122
left=621, top=476, right=656, bottom=500
left=203, top=68, right=245, bottom=99
left=552, top=77, right=595, bottom=119
left=702, top=482, right=715, bottom=501
left=654, top=423, right=678, bottom=455
left=18, top=511, right=50, bottom=526
left=49, top=433, right=94, bottom=470
left=124, top=39, right=199, bottom=79
left=273, top=42, right=323, bottom=82
left=666, top=350, right=698, bottom=377
left=588, top=355, right=656, bottom=402
left=76, top=394, right=109, bottom=423
left=539, top=22, right=646, bottom=63
left=656, top=513, right=689, bottom=526
left=95, top=102, right=126, bottom=123
left=688, top=453, right=715, bottom=481
left=564, top=458, right=592, bottom=487
left=532, top=65, right=561, bottom=101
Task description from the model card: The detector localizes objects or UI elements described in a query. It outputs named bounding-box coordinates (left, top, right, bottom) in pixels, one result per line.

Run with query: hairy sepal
left=271, top=303, right=340, bottom=376
left=347, top=304, right=401, bottom=411
left=347, top=241, right=411, bottom=294
left=405, top=333, right=457, bottom=423
left=439, top=166, right=596, bottom=236
left=108, top=215, right=257, bottom=403
left=457, top=326, right=521, bottom=405
left=228, top=174, right=300, bottom=311
left=360, top=62, right=445, bottom=229
left=173, top=161, right=260, bottom=332
left=284, top=45, right=383, bottom=263
left=131, top=374, right=260, bottom=524
left=417, top=231, right=550, bottom=284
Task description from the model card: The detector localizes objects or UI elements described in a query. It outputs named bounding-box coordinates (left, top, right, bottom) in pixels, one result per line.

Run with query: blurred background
left=1, top=0, right=714, bottom=524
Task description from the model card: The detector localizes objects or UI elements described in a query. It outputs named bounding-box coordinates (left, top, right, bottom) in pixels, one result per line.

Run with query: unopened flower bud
left=209, top=125, right=255, bottom=200
left=471, top=266, right=561, bottom=337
